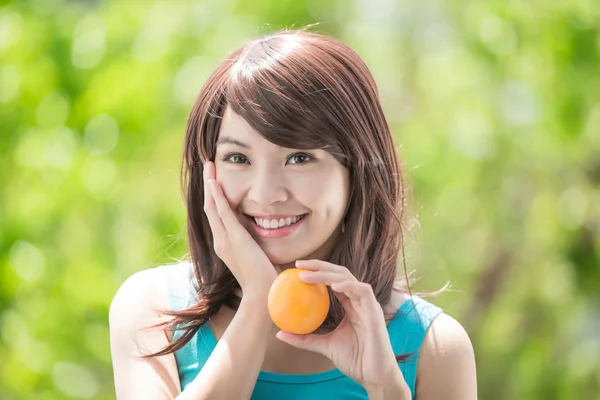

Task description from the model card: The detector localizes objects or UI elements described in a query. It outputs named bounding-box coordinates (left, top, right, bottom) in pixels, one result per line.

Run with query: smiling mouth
left=245, top=214, right=308, bottom=230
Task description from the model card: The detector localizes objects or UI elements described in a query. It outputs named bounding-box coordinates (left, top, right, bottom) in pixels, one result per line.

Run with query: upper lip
left=244, top=213, right=306, bottom=219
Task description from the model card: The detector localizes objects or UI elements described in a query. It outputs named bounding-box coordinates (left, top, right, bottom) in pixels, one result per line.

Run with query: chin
left=261, top=245, right=313, bottom=267
left=264, top=251, right=299, bottom=266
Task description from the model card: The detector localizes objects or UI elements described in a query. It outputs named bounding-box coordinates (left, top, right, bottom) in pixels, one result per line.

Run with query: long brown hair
left=146, top=29, right=420, bottom=361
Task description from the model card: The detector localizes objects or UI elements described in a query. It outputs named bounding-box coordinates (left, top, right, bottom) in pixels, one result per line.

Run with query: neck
left=274, top=262, right=296, bottom=274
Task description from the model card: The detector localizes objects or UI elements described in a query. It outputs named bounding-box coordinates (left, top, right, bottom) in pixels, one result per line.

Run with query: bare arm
left=177, top=294, right=272, bottom=399
left=110, top=268, right=273, bottom=400
left=109, top=269, right=182, bottom=399
left=415, top=313, right=478, bottom=399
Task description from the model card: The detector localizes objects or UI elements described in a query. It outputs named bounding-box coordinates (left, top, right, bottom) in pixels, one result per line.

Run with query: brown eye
left=287, top=153, right=313, bottom=165
left=224, top=153, right=249, bottom=164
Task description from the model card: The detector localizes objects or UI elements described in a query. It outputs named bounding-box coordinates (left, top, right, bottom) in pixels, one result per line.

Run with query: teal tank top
left=160, top=263, right=442, bottom=399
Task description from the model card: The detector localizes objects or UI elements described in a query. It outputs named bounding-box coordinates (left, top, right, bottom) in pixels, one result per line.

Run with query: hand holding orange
left=273, top=260, right=407, bottom=392
left=267, top=268, right=330, bottom=335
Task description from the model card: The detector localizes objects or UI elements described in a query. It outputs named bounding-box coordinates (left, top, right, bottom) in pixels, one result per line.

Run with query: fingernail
left=298, top=272, right=310, bottom=281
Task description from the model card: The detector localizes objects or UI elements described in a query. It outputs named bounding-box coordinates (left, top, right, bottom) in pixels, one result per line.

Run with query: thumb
left=276, top=330, right=330, bottom=356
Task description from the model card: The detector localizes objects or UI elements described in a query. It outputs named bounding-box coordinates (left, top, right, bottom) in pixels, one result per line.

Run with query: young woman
left=109, top=30, right=477, bottom=399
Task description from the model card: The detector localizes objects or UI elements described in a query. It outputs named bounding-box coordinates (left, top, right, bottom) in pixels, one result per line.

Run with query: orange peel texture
left=267, top=268, right=330, bottom=335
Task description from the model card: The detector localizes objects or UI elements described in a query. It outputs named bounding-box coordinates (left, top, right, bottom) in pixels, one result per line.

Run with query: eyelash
left=221, top=152, right=315, bottom=165
left=222, top=153, right=249, bottom=164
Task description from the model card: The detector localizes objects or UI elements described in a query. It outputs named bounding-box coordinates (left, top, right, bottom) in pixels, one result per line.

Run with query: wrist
left=364, top=368, right=411, bottom=400
left=239, top=292, right=270, bottom=308
left=366, top=385, right=411, bottom=400
left=240, top=281, right=275, bottom=302
left=237, top=295, right=276, bottom=333
left=240, top=272, right=277, bottom=300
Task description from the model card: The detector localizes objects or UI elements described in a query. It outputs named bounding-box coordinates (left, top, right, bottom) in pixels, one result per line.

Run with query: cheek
left=293, top=169, right=349, bottom=218
left=215, top=169, right=246, bottom=207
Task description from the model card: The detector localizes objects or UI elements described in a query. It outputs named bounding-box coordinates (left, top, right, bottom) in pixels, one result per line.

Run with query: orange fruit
left=268, top=268, right=330, bottom=335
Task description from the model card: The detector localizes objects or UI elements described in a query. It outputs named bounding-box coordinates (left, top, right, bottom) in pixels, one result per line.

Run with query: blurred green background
left=1, top=0, right=599, bottom=398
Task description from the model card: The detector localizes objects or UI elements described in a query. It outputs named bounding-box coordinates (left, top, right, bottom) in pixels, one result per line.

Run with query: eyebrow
left=215, top=136, right=250, bottom=149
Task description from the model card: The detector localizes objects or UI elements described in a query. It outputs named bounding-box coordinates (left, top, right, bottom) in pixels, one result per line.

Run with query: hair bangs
left=224, top=42, right=344, bottom=156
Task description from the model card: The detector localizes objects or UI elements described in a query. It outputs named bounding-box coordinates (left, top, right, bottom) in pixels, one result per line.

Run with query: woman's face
left=213, top=107, right=350, bottom=267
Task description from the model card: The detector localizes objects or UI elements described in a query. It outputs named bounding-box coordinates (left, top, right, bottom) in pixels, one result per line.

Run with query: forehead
left=218, top=107, right=285, bottom=150
left=219, top=108, right=261, bottom=139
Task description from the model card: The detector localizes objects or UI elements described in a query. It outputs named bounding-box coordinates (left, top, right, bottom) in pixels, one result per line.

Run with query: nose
left=247, top=166, right=289, bottom=206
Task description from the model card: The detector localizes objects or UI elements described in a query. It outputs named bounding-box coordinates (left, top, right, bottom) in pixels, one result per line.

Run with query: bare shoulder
left=109, top=267, right=184, bottom=397
left=422, top=313, right=474, bottom=357
left=110, top=268, right=164, bottom=322
left=109, top=267, right=173, bottom=344
left=415, top=313, right=477, bottom=400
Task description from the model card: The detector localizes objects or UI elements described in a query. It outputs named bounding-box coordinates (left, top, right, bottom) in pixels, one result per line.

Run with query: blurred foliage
left=1, top=0, right=599, bottom=399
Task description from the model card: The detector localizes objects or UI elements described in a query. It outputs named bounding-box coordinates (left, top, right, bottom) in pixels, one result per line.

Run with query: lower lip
left=249, top=215, right=307, bottom=238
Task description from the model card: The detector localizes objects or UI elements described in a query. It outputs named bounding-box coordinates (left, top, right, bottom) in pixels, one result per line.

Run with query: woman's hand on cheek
left=203, top=161, right=277, bottom=298
left=275, top=260, right=410, bottom=396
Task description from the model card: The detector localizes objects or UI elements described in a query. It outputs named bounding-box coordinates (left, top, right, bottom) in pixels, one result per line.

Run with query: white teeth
left=252, top=215, right=304, bottom=229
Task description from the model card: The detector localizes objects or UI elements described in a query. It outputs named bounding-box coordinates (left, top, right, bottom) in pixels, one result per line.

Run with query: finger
left=203, top=165, right=225, bottom=235
left=275, top=330, right=330, bottom=356
left=295, top=259, right=349, bottom=273
left=203, top=162, right=214, bottom=208
left=297, top=272, right=357, bottom=316
left=331, top=281, right=383, bottom=324
left=298, top=270, right=356, bottom=286
left=204, top=161, right=216, bottom=180
left=208, top=179, right=243, bottom=231
left=203, top=162, right=218, bottom=214
left=331, top=280, right=376, bottom=303
left=332, top=288, right=352, bottom=309
left=203, top=162, right=218, bottom=211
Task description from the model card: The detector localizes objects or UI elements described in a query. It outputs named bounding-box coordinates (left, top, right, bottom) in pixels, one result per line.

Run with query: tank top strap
left=388, top=295, right=443, bottom=399
left=158, top=261, right=202, bottom=384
